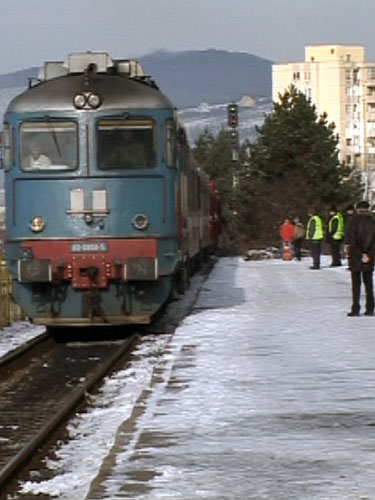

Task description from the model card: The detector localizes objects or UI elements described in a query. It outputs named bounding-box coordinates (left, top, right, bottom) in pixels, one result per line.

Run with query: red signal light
left=227, top=103, right=238, bottom=128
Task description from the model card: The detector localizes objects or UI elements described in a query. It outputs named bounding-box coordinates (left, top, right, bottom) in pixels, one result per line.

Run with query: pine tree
left=193, top=87, right=363, bottom=251
left=237, top=85, right=363, bottom=246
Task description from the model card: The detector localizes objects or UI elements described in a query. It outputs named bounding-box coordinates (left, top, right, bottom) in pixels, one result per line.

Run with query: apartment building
left=273, top=45, right=375, bottom=200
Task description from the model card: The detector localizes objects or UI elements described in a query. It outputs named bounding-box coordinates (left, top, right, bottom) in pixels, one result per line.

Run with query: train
left=1, top=51, right=220, bottom=328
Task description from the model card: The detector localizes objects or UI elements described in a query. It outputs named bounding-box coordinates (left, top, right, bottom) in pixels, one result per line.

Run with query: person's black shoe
left=347, top=311, right=360, bottom=316
left=364, top=311, right=374, bottom=316
left=310, top=266, right=320, bottom=270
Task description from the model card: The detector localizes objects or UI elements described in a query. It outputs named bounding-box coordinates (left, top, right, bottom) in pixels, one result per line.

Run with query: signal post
left=227, top=103, right=239, bottom=187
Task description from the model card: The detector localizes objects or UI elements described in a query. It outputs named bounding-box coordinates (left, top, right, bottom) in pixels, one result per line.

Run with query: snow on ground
left=0, top=321, right=45, bottom=358
left=4, top=255, right=375, bottom=499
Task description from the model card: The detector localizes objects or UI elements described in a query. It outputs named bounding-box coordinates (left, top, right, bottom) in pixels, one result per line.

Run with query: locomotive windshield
left=20, top=121, right=78, bottom=171
left=97, top=119, right=155, bottom=170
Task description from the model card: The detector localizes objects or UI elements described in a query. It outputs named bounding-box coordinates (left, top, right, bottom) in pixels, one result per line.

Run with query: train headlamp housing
left=73, top=92, right=101, bottom=109
left=73, top=93, right=86, bottom=109
left=29, top=216, right=45, bottom=233
left=87, top=93, right=101, bottom=109
left=132, top=214, right=149, bottom=230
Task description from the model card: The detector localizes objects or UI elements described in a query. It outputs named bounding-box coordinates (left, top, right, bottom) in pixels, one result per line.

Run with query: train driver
left=23, top=142, right=52, bottom=170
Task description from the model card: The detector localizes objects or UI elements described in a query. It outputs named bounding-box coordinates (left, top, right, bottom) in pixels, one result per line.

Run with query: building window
left=331, top=49, right=335, bottom=55
left=346, top=138, right=352, bottom=146
left=353, top=68, right=360, bottom=85
left=346, top=155, right=352, bottom=164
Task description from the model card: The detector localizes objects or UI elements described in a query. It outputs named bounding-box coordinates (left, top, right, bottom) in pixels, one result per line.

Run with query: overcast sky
left=1, top=0, right=375, bottom=73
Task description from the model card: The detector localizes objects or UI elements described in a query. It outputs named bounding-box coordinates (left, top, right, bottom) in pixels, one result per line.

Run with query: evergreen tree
left=193, top=86, right=363, bottom=251
left=237, top=86, right=362, bottom=246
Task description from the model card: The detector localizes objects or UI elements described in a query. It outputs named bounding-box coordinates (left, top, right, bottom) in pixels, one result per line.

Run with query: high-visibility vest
left=329, top=212, right=345, bottom=240
left=307, top=215, right=324, bottom=240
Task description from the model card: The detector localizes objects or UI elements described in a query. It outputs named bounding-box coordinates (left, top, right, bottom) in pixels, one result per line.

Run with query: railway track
left=0, top=329, right=139, bottom=493
left=0, top=258, right=215, bottom=497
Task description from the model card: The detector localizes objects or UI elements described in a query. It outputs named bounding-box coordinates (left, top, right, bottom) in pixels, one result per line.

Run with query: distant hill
left=0, top=49, right=272, bottom=109
left=138, top=49, right=272, bottom=108
left=0, top=67, right=38, bottom=89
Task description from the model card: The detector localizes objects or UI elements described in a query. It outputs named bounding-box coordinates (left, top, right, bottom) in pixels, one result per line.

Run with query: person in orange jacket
left=280, top=217, right=295, bottom=260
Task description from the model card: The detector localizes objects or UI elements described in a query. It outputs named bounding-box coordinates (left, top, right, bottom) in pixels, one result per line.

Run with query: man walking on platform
left=345, top=200, right=375, bottom=316
left=306, top=208, right=324, bottom=269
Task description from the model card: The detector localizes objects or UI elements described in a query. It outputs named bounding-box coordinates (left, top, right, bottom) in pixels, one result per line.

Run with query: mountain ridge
left=138, top=48, right=272, bottom=107
left=0, top=48, right=272, bottom=108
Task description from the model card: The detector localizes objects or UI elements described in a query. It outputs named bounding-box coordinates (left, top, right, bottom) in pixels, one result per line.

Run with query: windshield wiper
left=45, top=116, right=62, bottom=158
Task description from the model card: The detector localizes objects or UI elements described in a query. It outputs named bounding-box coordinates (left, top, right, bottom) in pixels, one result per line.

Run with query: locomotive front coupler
left=79, top=266, right=99, bottom=281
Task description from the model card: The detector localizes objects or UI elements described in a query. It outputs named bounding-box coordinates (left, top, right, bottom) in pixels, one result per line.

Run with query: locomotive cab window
left=20, top=121, right=78, bottom=171
left=97, top=119, right=156, bottom=170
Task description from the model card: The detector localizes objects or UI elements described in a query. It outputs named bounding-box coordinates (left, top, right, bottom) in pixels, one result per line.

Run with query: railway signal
left=227, top=103, right=239, bottom=166
left=227, top=103, right=238, bottom=128
left=230, top=129, right=238, bottom=148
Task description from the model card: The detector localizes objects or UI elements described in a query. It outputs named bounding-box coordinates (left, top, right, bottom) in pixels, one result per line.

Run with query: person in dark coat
left=344, top=203, right=356, bottom=270
left=345, top=200, right=375, bottom=316
left=344, top=203, right=356, bottom=234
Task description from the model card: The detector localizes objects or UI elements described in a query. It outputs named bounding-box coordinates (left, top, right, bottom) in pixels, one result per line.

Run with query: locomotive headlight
left=29, top=216, right=45, bottom=233
left=132, top=214, right=149, bottom=230
left=73, top=93, right=86, bottom=109
left=87, top=93, right=101, bottom=109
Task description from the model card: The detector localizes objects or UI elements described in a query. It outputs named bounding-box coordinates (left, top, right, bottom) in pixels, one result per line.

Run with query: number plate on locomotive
left=70, top=242, right=109, bottom=253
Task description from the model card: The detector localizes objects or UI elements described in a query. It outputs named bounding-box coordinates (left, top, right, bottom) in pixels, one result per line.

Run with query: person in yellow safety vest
left=327, top=204, right=345, bottom=267
left=306, top=208, right=324, bottom=269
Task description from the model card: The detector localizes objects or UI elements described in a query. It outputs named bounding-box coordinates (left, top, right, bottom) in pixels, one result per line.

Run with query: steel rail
left=0, top=329, right=49, bottom=369
left=0, top=332, right=139, bottom=489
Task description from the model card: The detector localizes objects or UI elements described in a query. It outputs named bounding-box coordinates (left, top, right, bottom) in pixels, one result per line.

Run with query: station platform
left=87, top=255, right=375, bottom=499
left=16, top=256, right=375, bottom=500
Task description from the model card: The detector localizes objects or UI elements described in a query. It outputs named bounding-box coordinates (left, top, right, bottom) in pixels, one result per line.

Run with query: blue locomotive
left=1, top=52, right=220, bottom=327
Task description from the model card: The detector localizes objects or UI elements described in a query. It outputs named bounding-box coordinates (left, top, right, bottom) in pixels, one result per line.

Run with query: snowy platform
left=7, top=256, right=375, bottom=499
